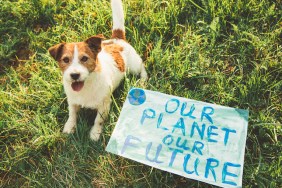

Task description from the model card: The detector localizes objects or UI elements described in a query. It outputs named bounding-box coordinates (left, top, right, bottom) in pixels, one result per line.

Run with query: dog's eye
left=81, top=56, right=88, bottom=62
left=62, top=57, right=70, bottom=63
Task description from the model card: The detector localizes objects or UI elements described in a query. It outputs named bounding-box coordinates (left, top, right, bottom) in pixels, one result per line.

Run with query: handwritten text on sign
left=106, top=88, right=248, bottom=188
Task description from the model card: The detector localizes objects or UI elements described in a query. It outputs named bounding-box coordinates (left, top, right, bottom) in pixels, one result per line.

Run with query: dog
left=48, top=0, right=147, bottom=141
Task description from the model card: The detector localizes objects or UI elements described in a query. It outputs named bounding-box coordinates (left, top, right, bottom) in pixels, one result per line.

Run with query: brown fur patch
left=112, top=29, right=126, bottom=40
left=85, top=35, right=104, bottom=54
left=94, top=59, right=101, bottom=72
left=57, top=43, right=74, bottom=72
left=104, top=44, right=125, bottom=72
left=48, top=43, right=65, bottom=61
left=77, top=42, right=99, bottom=72
left=102, top=40, right=114, bottom=47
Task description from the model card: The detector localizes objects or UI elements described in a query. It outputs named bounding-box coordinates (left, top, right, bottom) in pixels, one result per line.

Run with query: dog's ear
left=85, top=34, right=105, bottom=53
left=48, top=43, right=65, bottom=61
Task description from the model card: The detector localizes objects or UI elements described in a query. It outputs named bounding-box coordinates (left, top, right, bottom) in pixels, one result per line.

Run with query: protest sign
left=106, top=88, right=249, bottom=188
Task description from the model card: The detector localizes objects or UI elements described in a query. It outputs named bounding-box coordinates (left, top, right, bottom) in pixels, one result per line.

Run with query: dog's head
left=48, top=34, right=104, bottom=92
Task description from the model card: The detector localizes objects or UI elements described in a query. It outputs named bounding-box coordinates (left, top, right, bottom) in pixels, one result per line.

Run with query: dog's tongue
left=71, top=81, right=84, bottom=92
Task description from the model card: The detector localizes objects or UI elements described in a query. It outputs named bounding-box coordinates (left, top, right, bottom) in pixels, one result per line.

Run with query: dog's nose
left=70, top=73, right=80, bottom=80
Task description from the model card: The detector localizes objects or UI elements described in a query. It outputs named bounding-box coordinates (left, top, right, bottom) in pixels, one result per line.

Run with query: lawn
left=0, top=0, right=281, bottom=187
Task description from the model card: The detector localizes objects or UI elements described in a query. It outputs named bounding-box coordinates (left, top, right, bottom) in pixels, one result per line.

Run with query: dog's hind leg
left=124, top=48, right=148, bottom=80
left=140, top=63, right=148, bottom=80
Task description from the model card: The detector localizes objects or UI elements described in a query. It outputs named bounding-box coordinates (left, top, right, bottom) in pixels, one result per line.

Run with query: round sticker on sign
left=128, top=88, right=146, bottom=105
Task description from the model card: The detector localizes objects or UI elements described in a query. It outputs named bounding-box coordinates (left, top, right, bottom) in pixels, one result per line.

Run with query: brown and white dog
left=48, top=0, right=147, bottom=141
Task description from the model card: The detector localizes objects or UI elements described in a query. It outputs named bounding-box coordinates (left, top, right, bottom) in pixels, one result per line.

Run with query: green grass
left=0, top=0, right=281, bottom=187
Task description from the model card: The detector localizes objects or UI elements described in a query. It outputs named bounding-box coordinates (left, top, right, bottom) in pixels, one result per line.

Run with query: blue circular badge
left=128, top=88, right=146, bottom=105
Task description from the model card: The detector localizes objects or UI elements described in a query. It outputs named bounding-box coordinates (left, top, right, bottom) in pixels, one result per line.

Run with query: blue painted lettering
left=192, top=141, right=204, bottom=155
left=183, top=154, right=195, bottom=174
left=190, top=121, right=206, bottom=140
left=222, top=162, right=241, bottom=186
left=162, top=134, right=174, bottom=146
left=201, top=106, right=214, bottom=124
left=172, top=117, right=186, bottom=136
left=205, top=158, right=219, bottom=182
left=145, top=142, right=163, bottom=164
left=168, top=148, right=183, bottom=167
left=121, top=135, right=141, bottom=154
left=176, top=137, right=190, bottom=150
left=141, top=108, right=156, bottom=125
left=165, top=98, right=180, bottom=114
left=180, top=102, right=196, bottom=119
left=207, top=125, right=218, bottom=143
left=157, top=113, right=169, bottom=130
left=221, top=127, right=237, bottom=146
left=194, top=158, right=200, bottom=176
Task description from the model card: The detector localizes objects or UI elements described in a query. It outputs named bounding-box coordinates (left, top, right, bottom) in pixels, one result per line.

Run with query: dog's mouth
left=71, top=81, right=84, bottom=92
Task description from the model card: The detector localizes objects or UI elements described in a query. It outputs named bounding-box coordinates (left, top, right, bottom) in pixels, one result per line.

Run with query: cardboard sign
left=106, top=88, right=248, bottom=188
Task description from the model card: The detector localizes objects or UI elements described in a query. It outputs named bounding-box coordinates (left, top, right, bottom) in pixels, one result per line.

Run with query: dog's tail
left=111, top=0, right=126, bottom=40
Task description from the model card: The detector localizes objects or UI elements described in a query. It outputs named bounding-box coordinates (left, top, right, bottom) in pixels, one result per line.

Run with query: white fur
left=63, top=40, right=147, bottom=140
left=63, top=45, right=90, bottom=83
left=111, top=0, right=125, bottom=32
left=62, top=0, right=148, bottom=140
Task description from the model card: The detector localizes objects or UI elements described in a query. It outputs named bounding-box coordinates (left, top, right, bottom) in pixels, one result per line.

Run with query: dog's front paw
left=90, top=125, right=102, bottom=141
left=63, top=121, right=76, bottom=134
